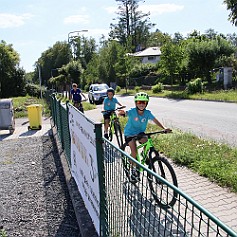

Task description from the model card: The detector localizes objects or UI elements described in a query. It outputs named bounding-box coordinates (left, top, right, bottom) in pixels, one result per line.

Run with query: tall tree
left=109, top=0, right=155, bottom=52
left=0, top=40, right=25, bottom=97
left=223, top=0, right=237, bottom=26
left=35, top=41, right=70, bottom=86
left=71, top=36, right=97, bottom=69
left=185, top=36, right=235, bottom=83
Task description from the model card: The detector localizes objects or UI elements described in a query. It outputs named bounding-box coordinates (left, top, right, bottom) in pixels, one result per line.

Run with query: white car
left=88, top=83, right=109, bottom=104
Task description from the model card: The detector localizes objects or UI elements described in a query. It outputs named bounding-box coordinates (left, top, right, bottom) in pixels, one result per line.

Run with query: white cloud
left=140, top=4, right=184, bottom=15
left=64, top=14, right=90, bottom=24
left=0, top=13, right=33, bottom=28
left=104, top=6, right=117, bottom=14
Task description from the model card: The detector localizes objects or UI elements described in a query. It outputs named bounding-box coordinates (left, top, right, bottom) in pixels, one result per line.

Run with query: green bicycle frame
left=136, top=136, right=154, bottom=166
left=109, top=112, right=117, bottom=134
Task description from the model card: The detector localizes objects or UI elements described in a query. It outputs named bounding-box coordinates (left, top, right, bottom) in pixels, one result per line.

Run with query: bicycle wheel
left=114, top=120, right=123, bottom=148
left=147, top=149, right=178, bottom=209
left=108, top=121, right=113, bottom=141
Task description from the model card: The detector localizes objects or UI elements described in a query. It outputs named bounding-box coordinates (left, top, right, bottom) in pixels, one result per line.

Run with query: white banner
left=68, top=103, right=100, bottom=234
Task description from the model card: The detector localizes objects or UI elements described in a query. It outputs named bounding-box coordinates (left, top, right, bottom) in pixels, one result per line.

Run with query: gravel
left=0, top=135, right=81, bottom=237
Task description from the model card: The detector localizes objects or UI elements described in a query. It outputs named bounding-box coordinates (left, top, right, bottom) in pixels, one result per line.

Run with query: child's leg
left=104, top=118, right=109, bottom=134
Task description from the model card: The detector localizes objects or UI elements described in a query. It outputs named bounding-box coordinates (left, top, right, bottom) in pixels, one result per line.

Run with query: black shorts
left=103, top=111, right=112, bottom=120
left=73, top=100, right=81, bottom=104
left=125, top=132, right=146, bottom=144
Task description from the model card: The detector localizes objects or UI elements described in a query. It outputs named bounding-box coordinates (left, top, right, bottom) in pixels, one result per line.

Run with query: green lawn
left=118, top=88, right=237, bottom=103
left=12, top=95, right=50, bottom=118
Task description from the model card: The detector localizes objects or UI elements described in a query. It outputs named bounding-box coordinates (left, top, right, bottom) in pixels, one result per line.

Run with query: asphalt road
left=94, top=96, right=237, bottom=147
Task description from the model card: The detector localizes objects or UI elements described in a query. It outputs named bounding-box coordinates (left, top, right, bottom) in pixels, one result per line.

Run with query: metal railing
left=50, top=94, right=237, bottom=237
left=103, top=140, right=237, bottom=237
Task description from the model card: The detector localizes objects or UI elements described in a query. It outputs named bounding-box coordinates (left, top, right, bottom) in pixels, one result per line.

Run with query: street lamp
left=68, top=30, right=88, bottom=60
left=37, top=64, right=42, bottom=99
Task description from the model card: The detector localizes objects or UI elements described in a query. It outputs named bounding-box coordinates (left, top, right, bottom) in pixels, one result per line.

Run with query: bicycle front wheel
left=114, top=121, right=123, bottom=148
left=108, top=122, right=113, bottom=141
left=148, top=149, right=178, bottom=209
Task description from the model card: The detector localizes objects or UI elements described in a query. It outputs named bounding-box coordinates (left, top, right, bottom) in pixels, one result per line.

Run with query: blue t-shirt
left=70, top=88, right=82, bottom=102
left=103, top=97, right=119, bottom=113
left=124, top=108, right=155, bottom=136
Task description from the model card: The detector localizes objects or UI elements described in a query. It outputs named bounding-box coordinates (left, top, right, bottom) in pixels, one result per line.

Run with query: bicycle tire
left=108, top=121, right=113, bottom=141
left=114, top=121, right=123, bottom=148
left=147, top=149, right=178, bottom=209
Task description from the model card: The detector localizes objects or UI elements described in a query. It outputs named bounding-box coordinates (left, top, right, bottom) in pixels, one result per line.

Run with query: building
left=132, top=47, right=161, bottom=64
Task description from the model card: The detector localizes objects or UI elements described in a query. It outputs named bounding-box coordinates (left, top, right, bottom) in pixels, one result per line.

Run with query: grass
left=118, top=88, right=237, bottom=103
left=0, top=229, right=7, bottom=237
left=118, top=117, right=237, bottom=193
left=12, top=95, right=50, bottom=118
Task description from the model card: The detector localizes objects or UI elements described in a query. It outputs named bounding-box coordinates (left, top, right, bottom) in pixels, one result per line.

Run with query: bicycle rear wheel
left=114, top=121, right=123, bottom=148
left=147, top=149, right=178, bottom=209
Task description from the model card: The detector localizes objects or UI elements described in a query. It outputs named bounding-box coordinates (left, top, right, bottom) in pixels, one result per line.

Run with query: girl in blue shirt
left=119, top=92, right=171, bottom=180
left=103, top=88, right=123, bottom=138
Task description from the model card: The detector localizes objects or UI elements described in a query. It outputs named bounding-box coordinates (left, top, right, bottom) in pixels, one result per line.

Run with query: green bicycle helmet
left=134, top=92, right=149, bottom=102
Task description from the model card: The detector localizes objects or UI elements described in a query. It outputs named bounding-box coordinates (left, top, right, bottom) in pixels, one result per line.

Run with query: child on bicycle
left=119, top=92, right=171, bottom=180
left=103, top=87, right=123, bottom=139
left=70, top=83, right=86, bottom=111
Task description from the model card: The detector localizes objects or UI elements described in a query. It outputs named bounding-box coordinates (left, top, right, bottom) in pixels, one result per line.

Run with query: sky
left=1, top=0, right=237, bottom=73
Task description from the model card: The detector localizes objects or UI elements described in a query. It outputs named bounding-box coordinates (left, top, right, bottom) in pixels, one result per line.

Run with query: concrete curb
left=51, top=120, right=98, bottom=237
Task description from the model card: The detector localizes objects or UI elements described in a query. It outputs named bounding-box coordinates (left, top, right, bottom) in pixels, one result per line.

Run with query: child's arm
left=153, top=118, right=172, bottom=132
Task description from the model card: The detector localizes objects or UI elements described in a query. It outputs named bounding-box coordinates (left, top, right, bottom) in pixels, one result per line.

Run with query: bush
left=152, top=83, right=164, bottom=93
left=135, top=86, right=140, bottom=92
left=25, top=83, right=47, bottom=98
left=187, top=78, right=204, bottom=94
left=116, top=86, right=121, bottom=93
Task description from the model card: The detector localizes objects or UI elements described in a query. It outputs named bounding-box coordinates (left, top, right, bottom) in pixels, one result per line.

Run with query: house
left=132, top=47, right=161, bottom=64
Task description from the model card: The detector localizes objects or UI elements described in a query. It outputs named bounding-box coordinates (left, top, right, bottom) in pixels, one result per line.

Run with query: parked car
left=88, top=83, right=109, bottom=104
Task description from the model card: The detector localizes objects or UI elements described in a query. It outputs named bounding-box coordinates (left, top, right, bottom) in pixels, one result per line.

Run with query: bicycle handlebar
left=128, top=130, right=172, bottom=140
left=101, top=105, right=126, bottom=113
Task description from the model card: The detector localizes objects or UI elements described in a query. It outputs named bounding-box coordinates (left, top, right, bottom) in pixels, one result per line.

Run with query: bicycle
left=73, top=99, right=87, bottom=113
left=120, top=130, right=178, bottom=209
left=102, top=106, right=126, bottom=148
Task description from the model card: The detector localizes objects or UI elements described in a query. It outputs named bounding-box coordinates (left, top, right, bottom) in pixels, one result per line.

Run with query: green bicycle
left=121, top=130, right=178, bottom=209
left=102, top=106, right=126, bottom=148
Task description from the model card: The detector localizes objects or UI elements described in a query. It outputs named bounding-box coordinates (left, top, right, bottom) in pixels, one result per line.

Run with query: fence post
left=94, top=123, right=108, bottom=237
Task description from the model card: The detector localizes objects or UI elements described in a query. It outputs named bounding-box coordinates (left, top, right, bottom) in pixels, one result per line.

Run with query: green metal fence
left=50, top=94, right=71, bottom=165
left=50, top=94, right=237, bottom=237
left=103, top=140, right=237, bottom=237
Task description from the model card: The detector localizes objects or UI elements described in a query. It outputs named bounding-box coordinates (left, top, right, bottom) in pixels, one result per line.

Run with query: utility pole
left=37, top=64, right=42, bottom=99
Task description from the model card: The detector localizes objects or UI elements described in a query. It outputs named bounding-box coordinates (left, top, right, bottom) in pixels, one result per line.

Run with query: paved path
left=0, top=116, right=52, bottom=140
left=84, top=108, right=237, bottom=234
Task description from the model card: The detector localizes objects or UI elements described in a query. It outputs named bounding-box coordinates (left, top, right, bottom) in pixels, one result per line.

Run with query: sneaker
left=130, top=167, right=140, bottom=182
left=104, top=133, right=109, bottom=139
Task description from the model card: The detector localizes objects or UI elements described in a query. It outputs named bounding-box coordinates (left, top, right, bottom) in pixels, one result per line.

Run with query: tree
left=159, top=42, right=184, bottom=84
left=0, top=40, right=25, bottom=98
left=223, top=0, right=237, bottom=26
left=35, top=41, right=70, bottom=86
left=147, top=31, right=172, bottom=47
left=109, top=0, right=154, bottom=51
left=69, top=36, right=97, bottom=69
left=185, top=36, right=235, bottom=84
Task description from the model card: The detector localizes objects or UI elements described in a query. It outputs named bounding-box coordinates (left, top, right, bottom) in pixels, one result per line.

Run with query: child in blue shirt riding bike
left=119, top=92, right=171, bottom=180
left=103, top=87, right=123, bottom=139
left=70, top=83, right=86, bottom=105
